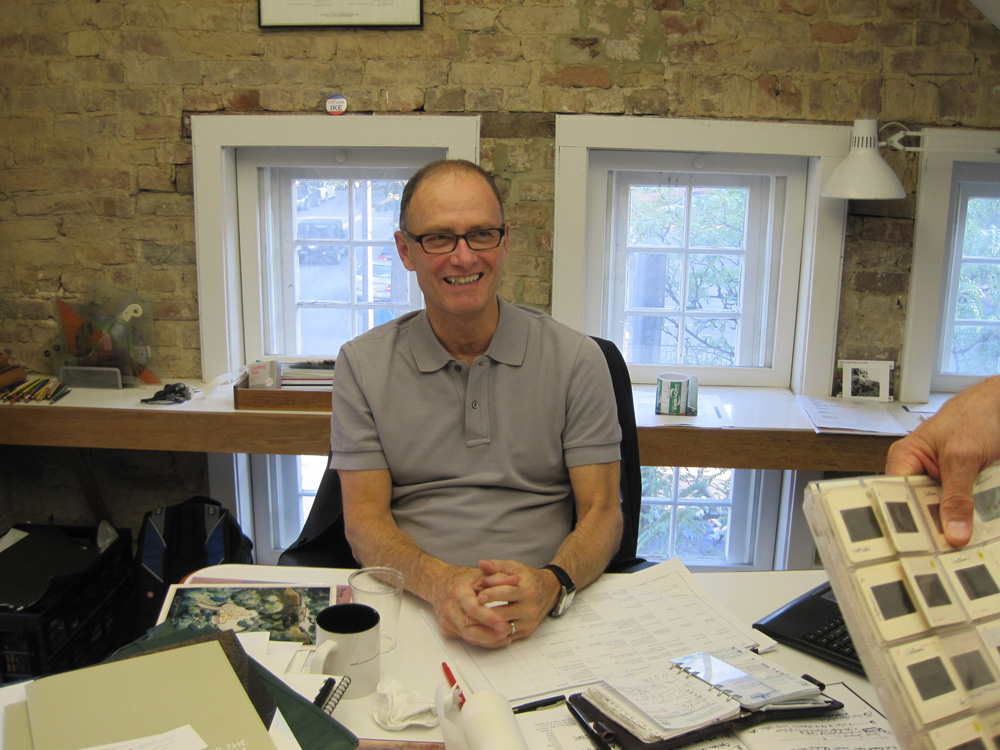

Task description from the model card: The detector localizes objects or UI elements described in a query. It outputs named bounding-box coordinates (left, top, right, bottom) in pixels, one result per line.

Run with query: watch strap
left=542, top=563, right=576, bottom=592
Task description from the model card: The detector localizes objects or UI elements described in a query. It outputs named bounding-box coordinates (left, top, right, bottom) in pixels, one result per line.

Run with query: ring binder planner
left=314, top=675, right=352, bottom=715
left=569, top=647, right=842, bottom=750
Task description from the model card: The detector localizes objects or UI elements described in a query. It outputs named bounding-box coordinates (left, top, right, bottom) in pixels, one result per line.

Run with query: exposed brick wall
left=1, top=0, right=997, bottom=381
left=0, top=1, right=998, bottom=533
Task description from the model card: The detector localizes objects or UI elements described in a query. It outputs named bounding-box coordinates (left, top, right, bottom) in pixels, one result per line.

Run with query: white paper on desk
left=735, top=682, right=899, bottom=750
left=795, top=396, right=907, bottom=435
left=438, top=559, right=770, bottom=703
left=632, top=392, right=734, bottom=427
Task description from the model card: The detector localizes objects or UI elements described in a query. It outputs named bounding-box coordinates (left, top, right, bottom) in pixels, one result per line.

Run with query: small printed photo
left=850, top=368, right=881, bottom=398
left=839, top=359, right=894, bottom=402
left=890, top=635, right=970, bottom=725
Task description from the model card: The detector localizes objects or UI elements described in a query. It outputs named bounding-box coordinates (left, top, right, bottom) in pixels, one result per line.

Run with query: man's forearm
left=339, top=469, right=457, bottom=605
left=549, top=462, right=624, bottom=592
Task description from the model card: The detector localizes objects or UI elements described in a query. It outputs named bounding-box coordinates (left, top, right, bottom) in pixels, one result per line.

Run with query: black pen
left=566, top=700, right=613, bottom=750
left=512, top=694, right=566, bottom=713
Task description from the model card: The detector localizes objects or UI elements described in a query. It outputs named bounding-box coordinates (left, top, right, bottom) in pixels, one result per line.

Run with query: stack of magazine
left=804, top=463, right=1000, bottom=750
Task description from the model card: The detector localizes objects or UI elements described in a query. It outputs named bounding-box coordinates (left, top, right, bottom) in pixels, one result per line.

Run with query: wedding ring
left=509, top=620, right=517, bottom=637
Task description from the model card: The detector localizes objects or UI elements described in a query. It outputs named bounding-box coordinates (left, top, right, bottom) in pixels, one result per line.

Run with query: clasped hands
left=432, top=559, right=559, bottom=648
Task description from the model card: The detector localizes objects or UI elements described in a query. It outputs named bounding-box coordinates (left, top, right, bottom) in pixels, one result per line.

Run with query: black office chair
left=278, top=336, right=645, bottom=572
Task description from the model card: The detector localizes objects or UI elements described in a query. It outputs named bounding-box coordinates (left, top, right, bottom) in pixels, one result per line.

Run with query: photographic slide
left=857, top=560, right=931, bottom=642
left=871, top=480, right=933, bottom=554
left=939, top=551, right=1000, bottom=621
left=826, top=485, right=897, bottom=565
left=900, top=555, right=967, bottom=628
left=890, top=635, right=969, bottom=725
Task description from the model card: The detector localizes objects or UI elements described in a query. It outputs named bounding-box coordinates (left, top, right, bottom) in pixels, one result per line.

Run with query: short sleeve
left=562, top=337, right=622, bottom=468
left=329, top=343, right=390, bottom=471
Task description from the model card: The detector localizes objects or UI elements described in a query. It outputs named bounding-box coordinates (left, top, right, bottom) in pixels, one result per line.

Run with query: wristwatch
left=542, top=564, right=576, bottom=617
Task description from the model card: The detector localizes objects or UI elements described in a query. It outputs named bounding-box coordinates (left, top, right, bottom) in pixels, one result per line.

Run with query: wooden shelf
left=233, top=374, right=332, bottom=412
left=0, top=382, right=904, bottom=471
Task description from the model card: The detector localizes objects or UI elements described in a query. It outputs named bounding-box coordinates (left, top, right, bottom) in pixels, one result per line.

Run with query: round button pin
left=325, top=94, right=347, bottom=116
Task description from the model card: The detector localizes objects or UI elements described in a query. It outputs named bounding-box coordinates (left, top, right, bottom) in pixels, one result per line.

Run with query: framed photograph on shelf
left=259, top=0, right=422, bottom=28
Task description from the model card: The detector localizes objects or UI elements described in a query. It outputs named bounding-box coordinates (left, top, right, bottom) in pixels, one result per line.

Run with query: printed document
left=438, top=559, right=770, bottom=701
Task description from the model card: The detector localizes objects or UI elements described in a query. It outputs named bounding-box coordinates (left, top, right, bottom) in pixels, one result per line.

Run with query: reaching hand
left=885, top=377, right=1000, bottom=547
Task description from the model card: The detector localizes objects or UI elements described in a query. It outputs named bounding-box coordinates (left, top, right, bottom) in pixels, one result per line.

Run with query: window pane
left=687, top=254, right=742, bottom=311
left=627, top=252, right=682, bottom=310
left=628, top=186, right=685, bottom=247
left=352, top=179, right=405, bottom=241
left=354, top=247, right=408, bottom=304
left=683, top=318, right=738, bottom=366
left=298, top=308, right=352, bottom=356
left=961, top=198, right=1000, bottom=258
left=689, top=187, right=747, bottom=249
left=638, top=466, right=739, bottom=565
left=956, top=263, right=1000, bottom=322
left=297, top=244, right=351, bottom=303
left=943, top=190, right=1000, bottom=377
left=625, top=315, right=678, bottom=365
left=674, top=505, right=730, bottom=560
left=677, top=467, right=733, bottom=500
left=948, top=325, right=1000, bottom=375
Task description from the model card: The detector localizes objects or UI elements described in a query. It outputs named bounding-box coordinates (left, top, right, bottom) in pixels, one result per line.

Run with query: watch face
left=552, top=586, right=575, bottom=616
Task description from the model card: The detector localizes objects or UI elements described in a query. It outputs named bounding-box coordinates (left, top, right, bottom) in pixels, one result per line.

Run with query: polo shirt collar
left=409, top=297, right=527, bottom=372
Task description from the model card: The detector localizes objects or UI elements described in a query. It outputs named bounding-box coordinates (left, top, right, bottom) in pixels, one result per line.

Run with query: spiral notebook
left=569, top=647, right=842, bottom=750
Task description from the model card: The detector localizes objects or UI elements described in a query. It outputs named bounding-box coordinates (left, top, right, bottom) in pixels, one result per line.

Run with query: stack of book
left=280, top=361, right=335, bottom=390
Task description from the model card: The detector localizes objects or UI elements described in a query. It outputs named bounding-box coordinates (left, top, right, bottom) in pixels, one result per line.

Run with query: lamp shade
left=821, top=119, right=906, bottom=200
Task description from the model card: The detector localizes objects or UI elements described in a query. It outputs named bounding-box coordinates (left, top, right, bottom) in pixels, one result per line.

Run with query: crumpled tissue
left=372, top=676, right=439, bottom=730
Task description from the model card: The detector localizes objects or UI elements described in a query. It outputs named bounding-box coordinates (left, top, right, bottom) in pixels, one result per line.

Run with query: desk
left=187, top=565, right=877, bottom=750
left=0, top=382, right=924, bottom=472
left=0, top=566, right=881, bottom=750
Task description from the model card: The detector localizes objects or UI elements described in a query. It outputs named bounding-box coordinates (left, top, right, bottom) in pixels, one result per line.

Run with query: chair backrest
left=278, top=336, right=644, bottom=571
left=589, top=337, right=644, bottom=571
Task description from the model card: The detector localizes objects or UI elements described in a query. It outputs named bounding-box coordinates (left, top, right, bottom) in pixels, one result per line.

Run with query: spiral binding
left=314, top=675, right=352, bottom=714
left=670, top=662, right=735, bottom=700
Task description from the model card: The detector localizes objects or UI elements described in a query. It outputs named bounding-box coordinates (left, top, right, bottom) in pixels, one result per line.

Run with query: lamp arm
left=884, top=129, right=1000, bottom=155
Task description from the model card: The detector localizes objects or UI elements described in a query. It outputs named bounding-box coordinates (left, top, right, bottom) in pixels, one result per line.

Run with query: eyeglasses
left=403, top=228, right=505, bottom=255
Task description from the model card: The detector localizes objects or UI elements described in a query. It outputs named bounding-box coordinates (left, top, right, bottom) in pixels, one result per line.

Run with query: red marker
left=442, top=662, right=466, bottom=707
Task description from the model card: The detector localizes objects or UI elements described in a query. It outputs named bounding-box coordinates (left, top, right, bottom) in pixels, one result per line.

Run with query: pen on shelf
left=50, top=385, right=71, bottom=403
left=441, top=662, right=466, bottom=707
left=566, top=700, right=613, bottom=750
left=512, top=695, right=566, bottom=714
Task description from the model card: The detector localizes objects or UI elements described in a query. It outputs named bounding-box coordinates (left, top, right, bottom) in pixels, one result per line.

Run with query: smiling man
left=329, top=159, right=623, bottom=648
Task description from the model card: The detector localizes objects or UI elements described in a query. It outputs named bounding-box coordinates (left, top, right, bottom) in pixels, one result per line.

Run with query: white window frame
left=597, top=153, right=806, bottom=385
left=898, top=128, right=1000, bottom=402
left=192, top=114, right=481, bottom=381
left=235, top=150, right=428, bottom=361
left=553, top=115, right=854, bottom=396
left=191, top=115, right=480, bottom=556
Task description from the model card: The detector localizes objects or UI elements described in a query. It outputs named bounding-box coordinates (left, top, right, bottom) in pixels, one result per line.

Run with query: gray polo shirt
left=329, top=297, right=622, bottom=568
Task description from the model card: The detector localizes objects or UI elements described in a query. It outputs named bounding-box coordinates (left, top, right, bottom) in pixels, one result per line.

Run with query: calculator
left=752, top=581, right=865, bottom=675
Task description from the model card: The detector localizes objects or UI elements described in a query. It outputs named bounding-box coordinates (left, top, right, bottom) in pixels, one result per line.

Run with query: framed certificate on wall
left=259, top=0, right=422, bottom=27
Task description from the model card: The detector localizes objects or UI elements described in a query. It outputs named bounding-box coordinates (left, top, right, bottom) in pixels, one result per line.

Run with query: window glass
left=940, top=177, right=1000, bottom=377
left=271, top=168, right=417, bottom=358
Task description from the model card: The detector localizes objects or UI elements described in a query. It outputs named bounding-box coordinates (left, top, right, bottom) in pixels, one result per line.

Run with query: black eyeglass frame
left=403, top=227, right=506, bottom=255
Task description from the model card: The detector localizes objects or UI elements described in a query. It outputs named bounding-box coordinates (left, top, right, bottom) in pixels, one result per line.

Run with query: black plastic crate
left=0, top=525, right=134, bottom=683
